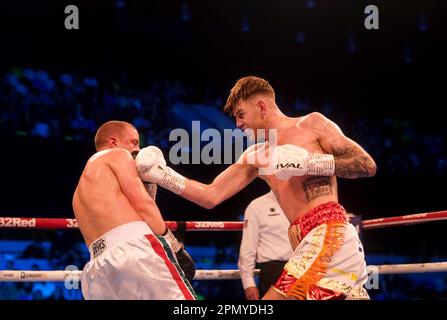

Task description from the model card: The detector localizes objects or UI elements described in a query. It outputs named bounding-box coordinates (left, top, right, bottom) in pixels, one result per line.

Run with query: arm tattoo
left=332, top=144, right=376, bottom=178
left=317, top=115, right=376, bottom=178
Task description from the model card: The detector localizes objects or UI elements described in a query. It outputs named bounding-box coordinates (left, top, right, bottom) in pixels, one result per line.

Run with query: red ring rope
left=0, top=210, right=446, bottom=231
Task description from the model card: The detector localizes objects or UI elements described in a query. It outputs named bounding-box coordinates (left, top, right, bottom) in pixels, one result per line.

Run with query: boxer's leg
left=262, top=286, right=296, bottom=300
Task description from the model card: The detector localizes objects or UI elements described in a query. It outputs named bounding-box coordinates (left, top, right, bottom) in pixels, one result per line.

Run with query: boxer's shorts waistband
left=288, top=201, right=348, bottom=249
left=88, top=221, right=152, bottom=259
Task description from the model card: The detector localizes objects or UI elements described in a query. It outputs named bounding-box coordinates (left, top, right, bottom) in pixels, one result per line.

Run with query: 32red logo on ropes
left=193, top=222, right=225, bottom=229
left=0, top=218, right=36, bottom=228
left=66, top=219, right=79, bottom=228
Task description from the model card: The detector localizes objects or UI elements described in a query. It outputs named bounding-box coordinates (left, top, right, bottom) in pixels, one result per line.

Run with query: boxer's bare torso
left=257, top=115, right=338, bottom=223
left=182, top=112, right=375, bottom=225
left=73, top=149, right=144, bottom=246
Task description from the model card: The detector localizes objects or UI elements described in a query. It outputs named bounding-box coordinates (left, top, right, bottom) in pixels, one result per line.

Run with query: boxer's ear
left=109, top=136, right=118, bottom=148
left=257, top=99, right=267, bottom=116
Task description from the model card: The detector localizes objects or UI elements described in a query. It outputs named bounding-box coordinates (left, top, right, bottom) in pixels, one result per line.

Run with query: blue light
left=348, top=35, right=357, bottom=53
left=305, top=0, right=317, bottom=9
left=404, top=46, right=412, bottom=64
left=295, top=32, right=305, bottom=43
left=418, top=14, right=428, bottom=32
left=241, top=15, right=250, bottom=33
left=181, top=2, right=191, bottom=22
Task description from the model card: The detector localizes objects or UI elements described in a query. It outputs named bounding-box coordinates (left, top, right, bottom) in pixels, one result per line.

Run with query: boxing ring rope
left=0, top=269, right=254, bottom=282
left=361, top=210, right=447, bottom=230
left=1, top=210, right=447, bottom=230
left=1, top=209, right=446, bottom=284
left=2, top=262, right=447, bottom=282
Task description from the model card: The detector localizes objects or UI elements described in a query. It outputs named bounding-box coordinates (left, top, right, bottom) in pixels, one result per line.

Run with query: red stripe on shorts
left=145, top=234, right=194, bottom=300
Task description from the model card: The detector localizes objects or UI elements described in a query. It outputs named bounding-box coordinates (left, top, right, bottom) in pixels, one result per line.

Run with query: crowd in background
left=1, top=67, right=446, bottom=176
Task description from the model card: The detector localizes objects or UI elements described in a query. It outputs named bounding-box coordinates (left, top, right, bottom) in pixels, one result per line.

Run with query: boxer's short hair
left=224, top=76, right=275, bottom=115
left=94, top=121, right=136, bottom=150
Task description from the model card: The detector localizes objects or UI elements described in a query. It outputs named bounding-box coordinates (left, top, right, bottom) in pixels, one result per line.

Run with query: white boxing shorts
left=81, top=221, right=196, bottom=300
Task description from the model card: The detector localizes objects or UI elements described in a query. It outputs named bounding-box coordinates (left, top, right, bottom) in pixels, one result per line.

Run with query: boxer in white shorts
left=81, top=221, right=195, bottom=300
left=73, top=121, right=196, bottom=300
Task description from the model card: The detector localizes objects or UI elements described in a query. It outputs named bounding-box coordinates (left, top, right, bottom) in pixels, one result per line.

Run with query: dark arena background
left=0, top=0, right=446, bottom=301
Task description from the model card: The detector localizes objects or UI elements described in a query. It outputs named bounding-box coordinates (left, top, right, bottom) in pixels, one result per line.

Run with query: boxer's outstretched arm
left=109, top=149, right=167, bottom=235
left=181, top=163, right=258, bottom=209
left=136, top=146, right=258, bottom=206
left=309, top=112, right=377, bottom=178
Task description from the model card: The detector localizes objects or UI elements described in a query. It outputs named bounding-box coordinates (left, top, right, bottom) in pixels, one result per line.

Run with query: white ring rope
left=1, top=262, right=447, bottom=282
left=367, top=262, right=447, bottom=275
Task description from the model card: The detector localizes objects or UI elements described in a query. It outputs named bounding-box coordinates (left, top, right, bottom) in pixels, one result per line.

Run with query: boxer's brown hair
left=224, top=76, right=275, bottom=115
left=94, top=121, right=136, bottom=151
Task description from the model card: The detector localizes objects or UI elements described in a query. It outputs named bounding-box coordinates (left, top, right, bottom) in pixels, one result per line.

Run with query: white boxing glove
left=272, top=144, right=335, bottom=180
left=135, top=146, right=186, bottom=195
